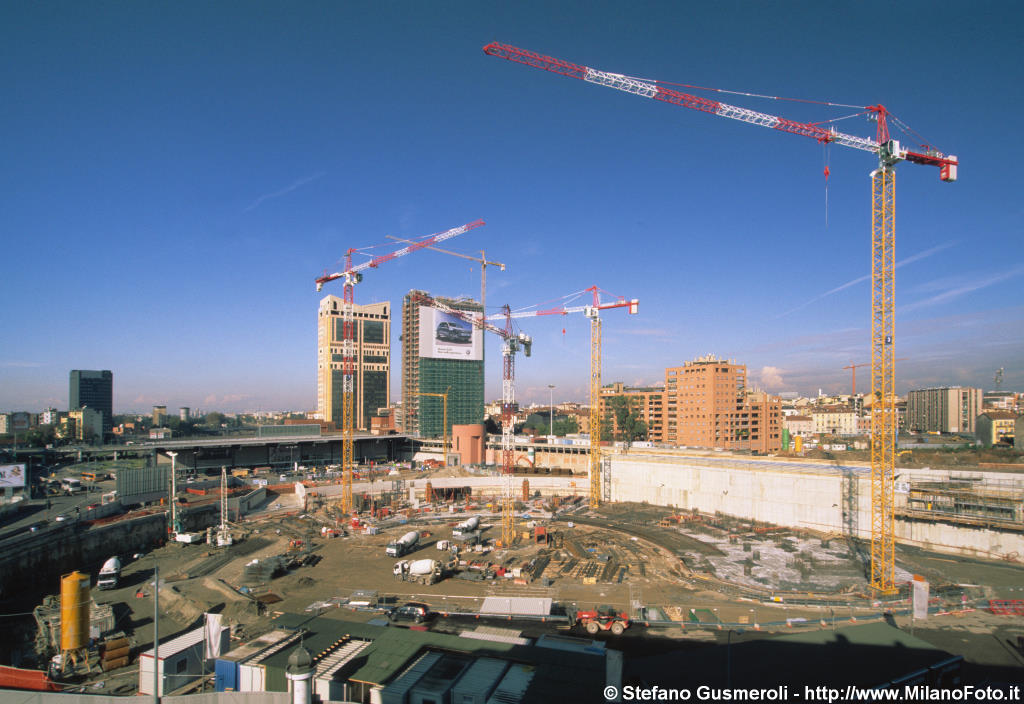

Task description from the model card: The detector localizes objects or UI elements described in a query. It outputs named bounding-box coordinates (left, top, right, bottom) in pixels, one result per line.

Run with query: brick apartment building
left=663, top=355, right=782, bottom=453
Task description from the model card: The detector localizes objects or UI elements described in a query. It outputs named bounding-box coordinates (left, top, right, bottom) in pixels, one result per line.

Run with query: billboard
left=418, top=306, right=482, bottom=360
left=0, top=464, right=27, bottom=488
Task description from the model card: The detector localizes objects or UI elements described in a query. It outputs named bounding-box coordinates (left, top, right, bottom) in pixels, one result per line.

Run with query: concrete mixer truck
left=385, top=530, right=420, bottom=557
left=393, top=558, right=443, bottom=585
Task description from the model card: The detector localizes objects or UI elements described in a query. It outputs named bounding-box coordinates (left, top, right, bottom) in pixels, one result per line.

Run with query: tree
left=22, top=425, right=56, bottom=448
left=607, top=395, right=648, bottom=443
left=204, top=411, right=226, bottom=428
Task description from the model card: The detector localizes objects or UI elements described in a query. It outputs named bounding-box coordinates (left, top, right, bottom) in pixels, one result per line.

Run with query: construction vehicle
left=315, top=220, right=484, bottom=514
left=393, top=559, right=443, bottom=585
left=96, top=557, right=121, bottom=590
left=570, top=605, right=630, bottom=635
left=386, top=530, right=420, bottom=557
left=483, top=42, right=957, bottom=594
left=452, top=515, right=481, bottom=538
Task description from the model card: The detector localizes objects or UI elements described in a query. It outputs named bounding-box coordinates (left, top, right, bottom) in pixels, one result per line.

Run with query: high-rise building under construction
left=317, top=295, right=391, bottom=431
left=402, top=290, right=484, bottom=437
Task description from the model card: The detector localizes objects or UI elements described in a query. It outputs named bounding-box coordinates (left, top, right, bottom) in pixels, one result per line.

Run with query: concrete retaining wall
left=610, top=453, right=1024, bottom=561
left=0, top=514, right=167, bottom=597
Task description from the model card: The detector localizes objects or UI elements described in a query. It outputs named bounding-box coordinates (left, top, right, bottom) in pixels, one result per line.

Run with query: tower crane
left=488, top=286, right=638, bottom=508
left=413, top=292, right=532, bottom=547
left=484, top=42, right=958, bottom=594
left=844, top=358, right=907, bottom=398
left=315, top=219, right=485, bottom=514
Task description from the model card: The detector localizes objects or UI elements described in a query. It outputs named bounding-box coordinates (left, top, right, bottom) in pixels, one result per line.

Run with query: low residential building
left=811, top=406, right=860, bottom=436
left=976, top=411, right=1018, bottom=448
left=783, top=414, right=814, bottom=438
left=982, top=390, right=1017, bottom=411
left=67, top=407, right=103, bottom=443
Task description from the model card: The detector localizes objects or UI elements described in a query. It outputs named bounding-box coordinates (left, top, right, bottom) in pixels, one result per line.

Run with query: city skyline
left=2, top=3, right=1022, bottom=413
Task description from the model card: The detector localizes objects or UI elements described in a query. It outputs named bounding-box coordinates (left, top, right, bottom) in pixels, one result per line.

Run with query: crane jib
left=487, top=41, right=959, bottom=176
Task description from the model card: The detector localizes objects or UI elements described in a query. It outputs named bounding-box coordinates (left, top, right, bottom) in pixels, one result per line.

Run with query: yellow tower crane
left=483, top=42, right=957, bottom=593
left=491, top=286, right=638, bottom=508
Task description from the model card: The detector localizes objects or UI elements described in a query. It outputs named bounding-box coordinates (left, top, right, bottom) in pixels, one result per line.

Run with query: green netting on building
left=362, top=370, right=388, bottom=428
left=417, top=357, right=484, bottom=437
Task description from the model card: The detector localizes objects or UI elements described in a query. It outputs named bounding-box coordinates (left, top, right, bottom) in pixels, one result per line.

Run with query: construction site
left=2, top=443, right=1023, bottom=698
left=2, top=23, right=1022, bottom=704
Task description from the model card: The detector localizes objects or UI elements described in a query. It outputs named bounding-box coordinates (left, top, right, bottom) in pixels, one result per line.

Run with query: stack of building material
left=100, top=635, right=131, bottom=671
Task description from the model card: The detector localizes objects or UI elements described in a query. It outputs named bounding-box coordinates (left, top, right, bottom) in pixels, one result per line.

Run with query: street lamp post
left=548, top=384, right=555, bottom=437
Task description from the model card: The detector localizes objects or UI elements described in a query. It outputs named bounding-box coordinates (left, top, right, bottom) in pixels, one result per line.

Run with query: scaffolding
left=900, top=479, right=1024, bottom=529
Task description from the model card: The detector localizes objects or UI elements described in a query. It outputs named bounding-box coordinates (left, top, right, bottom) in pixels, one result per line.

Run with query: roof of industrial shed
left=628, top=622, right=956, bottom=690
left=258, top=614, right=606, bottom=700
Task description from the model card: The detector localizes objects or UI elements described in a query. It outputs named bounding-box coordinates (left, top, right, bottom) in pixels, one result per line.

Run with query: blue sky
left=2, top=1, right=1021, bottom=414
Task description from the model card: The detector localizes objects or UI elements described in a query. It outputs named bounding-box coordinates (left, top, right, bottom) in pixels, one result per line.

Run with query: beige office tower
left=317, top=296, right=391, bottom=431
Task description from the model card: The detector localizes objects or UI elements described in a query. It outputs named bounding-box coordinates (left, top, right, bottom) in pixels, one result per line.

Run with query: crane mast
left=494, top=287, right=638, bottom=507
left=415, top=293, right=531, bottom=547
left=485, top=42, right=957, bottom=594
left=315, top=220, right=484, bottom=515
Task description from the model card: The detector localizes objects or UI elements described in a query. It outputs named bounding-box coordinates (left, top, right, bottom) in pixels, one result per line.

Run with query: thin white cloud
left=775, top=241, right=956, bottom=318
left=243, top=172, right=325, bottom=213
left=901, top=266, right=1024, bottom=313
left=0, top=361, right=44, bottom=368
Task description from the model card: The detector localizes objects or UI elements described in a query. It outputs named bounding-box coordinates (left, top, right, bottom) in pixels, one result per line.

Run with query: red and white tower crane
left=413, top=292, right=532, bottom=547
left=484, top=42, right=958, bottom=594
left=489, top=286, right=638, bottom=508
left=315, top=219, right=485, bottom=514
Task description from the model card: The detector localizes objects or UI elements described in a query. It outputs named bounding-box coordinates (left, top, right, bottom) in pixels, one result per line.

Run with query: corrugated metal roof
left=479, top=597, right=552, bottom=616
left=142, top=625, right=223, bottom=660
left=379, top=651, right=442, bottom=704
left=486, top=663, right=535, bottom=704
left=452, top=657, right=508, bottom=701
left=460, top=630, right=532, bottom=646
left=315, top=638, right=371, bottom=681
left=220, top=629, right=295, bottom=664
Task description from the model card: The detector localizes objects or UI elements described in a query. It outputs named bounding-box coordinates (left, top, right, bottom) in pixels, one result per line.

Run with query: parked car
left=436, top=321, right=471, bottom=344
left=388, top=602, right=432, bottom=624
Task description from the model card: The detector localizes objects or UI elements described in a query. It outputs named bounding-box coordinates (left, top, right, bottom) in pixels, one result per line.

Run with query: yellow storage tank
left=60, top=571, right=91, bottom=652
left=794, top=436, right=803, bottom=453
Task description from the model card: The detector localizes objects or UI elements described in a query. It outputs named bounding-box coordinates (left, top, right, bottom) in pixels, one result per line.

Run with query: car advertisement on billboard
left=0, top=464, right=27, bottom=488
left=418, top=306, right=482, bottom=360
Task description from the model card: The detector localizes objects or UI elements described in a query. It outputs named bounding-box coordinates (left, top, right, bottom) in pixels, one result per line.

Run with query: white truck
left=385, top=530, right=419, bottom=557
left=174, top=531, right=204, bottom=544
left=451, top=515, right=480, bottom=538
left=96, top=556, right=121, bottom=590
left=393, top=559, right=443, bottom=585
